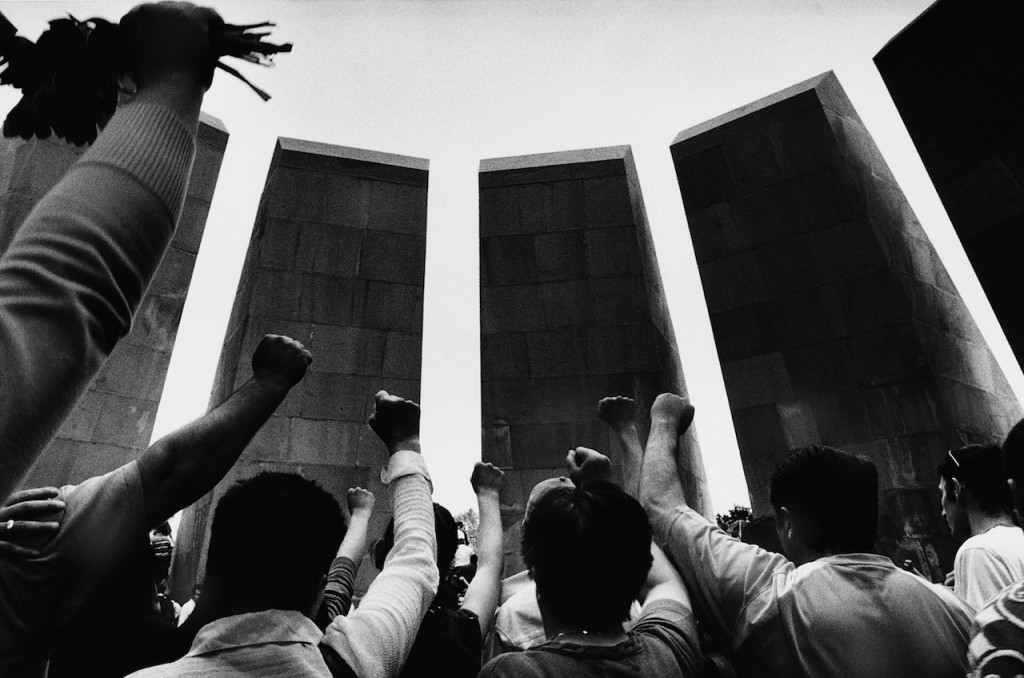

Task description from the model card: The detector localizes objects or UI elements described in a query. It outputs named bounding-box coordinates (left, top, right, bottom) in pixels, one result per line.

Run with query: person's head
left=376, top=503, right=458, bottom=581
left=524, top=476, right=574, bottom=523
left=770, top=445, right=878, bottom=564
left=937, top=444, right=1013, bottom=539
left=522, top=481, right=652, bottom=635
left=1004, top=419, right=1024, bottom=517
left=204, top=472, right=345, bottom=617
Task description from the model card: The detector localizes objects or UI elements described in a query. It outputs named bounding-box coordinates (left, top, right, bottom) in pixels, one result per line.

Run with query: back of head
left=770, top=445, right=878, bottom=555
left=939, top=444, right=1013, bottom=515
left=379, top=502, right=458, bottom=580
left=205, top=472, right=345, bottom=614
left=1004, top=419, right=1024, bottom=486
left=522, top=481, right=652, bottom=631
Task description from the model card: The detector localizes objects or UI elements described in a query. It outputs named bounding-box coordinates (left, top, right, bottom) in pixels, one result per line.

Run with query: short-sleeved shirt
left=478, top=599, right=701, bottom=678
left=955, top=525, right=1024, bottom=611
left=968, top=579, right=1024, bottom=677
left=400, top=606, right=482, bottom=678
left=653, top=505, right=975, bottom=678
left=0, top=461, right=146, bottom=678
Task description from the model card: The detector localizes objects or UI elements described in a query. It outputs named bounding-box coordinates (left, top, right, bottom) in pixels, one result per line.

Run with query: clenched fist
left=566, top=447, right=613, bottom=487
left=120, top=2, right=224, bottom=90
left=347, top=487, right=375, bottom=518
left=470, top=462, right=505, bottom=497
left=597, top=396, right=637, bottom=430
left=252, top=334, right=312, bottom=391
left=368, top=391, right=420, bottom=455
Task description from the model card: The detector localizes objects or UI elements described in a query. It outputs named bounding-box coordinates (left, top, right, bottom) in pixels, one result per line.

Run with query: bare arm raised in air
left=460, top=462, right=505, bottom=636
left=322, top=391, right=438, bottom=678
left=0, top=1, right=222, bottom=501
left=138, top=334, right=311, bottom=527
left=597, top=396, right=643, bottom=497
left=316, top=487, right=375, bottom=629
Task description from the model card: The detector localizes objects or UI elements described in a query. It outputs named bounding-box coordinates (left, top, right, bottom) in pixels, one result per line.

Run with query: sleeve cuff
left=382, top=450, right=432, bottom=487
left=77, top=101, right=197, bottom=219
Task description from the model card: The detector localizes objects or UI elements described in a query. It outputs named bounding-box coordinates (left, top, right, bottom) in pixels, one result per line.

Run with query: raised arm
left=315, top=487, right=375, bottom=629
left=322, top=391, right=438, bottom=678
left=597, top=396, right=643, bottom=496
left=461, top=462, right=505, bottom=636
left=639, top=393, right=791, bottom=649
left=0, top=2, right=222, bottom=501
left=137, top=334, right=311, bottom=526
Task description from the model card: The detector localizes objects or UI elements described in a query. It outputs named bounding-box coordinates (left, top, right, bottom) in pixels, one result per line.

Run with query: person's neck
left=969, top=510, right=1016, bottom=537
left=548, top=623, right=627, bottom=646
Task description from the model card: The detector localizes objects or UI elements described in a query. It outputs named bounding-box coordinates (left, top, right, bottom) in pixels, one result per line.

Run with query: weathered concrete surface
left=480, top=146, right=708, bottom=575
left=671, top=71, right=1022, bottom=579
left=173, top=138, right=428, bottom=598
left=876, top=0, right=1024, bottom=369
left=1, top=114, right=228, bottom=487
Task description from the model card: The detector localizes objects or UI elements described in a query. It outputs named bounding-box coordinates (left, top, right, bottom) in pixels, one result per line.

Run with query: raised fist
left=597, top=396, right=637, bottom=429
left=0, top=487, right=63, bottom=560
left=368, top=391, right=420, bottom=455
left=347, top=487, right=375, bottom=517
left=120, top=2, right=224, bottom=90
left=566, top=447, right=613, bottom=487
left=470, top=462, right=505, bottom=496
left=252, top=334, right=312, bottom=391
left=650, top=393, right=695, bottom=433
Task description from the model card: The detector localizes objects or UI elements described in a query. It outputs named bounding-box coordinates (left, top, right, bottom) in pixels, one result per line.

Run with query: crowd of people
left=1, top=3, right=1023, bottom=677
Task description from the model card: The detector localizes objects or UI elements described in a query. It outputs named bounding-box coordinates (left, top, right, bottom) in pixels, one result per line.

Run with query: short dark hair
left=939, top=444, right=1013, bottom=515
left=770, top=445, right=878, bottom=554
left=1004, top=419, right=1024, bottom=484
left=522, top=481, right=652, bottom=631
left=381, top=503, right=458, bottom=579
left=205, top=472, right=345, bottom=612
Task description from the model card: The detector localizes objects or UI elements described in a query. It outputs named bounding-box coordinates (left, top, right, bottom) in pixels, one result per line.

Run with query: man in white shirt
left=939, top=444, right=1024, bottom=610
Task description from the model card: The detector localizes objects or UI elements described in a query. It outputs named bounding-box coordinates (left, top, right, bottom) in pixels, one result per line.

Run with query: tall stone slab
left=480, top=146, right=709, bottom=575
left=671, top=71, right=1022, bottom=578
left=173, top=138, right=428, bottom=599
left=875, top=0, right=1024, bottom=368
left=0, top=114, right=228, bottom=487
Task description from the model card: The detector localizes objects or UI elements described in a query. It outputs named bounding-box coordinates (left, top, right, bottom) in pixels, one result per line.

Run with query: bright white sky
left=4, top=0, right=1022, bottom=517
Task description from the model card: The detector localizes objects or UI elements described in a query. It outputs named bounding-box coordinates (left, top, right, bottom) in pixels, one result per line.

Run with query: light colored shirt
left=128, top=610, right=330, bottom=678
left=0, top=462, right=146, bottom=678
left=650, top=505, right=975, bottom=677
left=967, top=578, right=1024, bottom=677
left=954, top=525, right=1024, bottom=611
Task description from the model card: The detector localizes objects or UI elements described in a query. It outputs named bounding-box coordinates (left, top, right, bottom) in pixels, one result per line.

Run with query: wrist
left=476, top=488, right=501, bottom=502
left=387, top=437, right=421, bottom=455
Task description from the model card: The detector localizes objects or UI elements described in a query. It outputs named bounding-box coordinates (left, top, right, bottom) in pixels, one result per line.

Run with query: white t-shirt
left=954, top=524, right=1024, bottom=611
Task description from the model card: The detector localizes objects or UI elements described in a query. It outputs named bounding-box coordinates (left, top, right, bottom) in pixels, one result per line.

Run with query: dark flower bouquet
left=0, top=9, right=291, bottom=145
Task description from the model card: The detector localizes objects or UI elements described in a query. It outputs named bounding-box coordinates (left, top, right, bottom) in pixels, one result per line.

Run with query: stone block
left=309, top=325, right=386, bottom=376
left=721, top=353, right=794, bottom=410
left=91, top=394, right=158, bottom=450
left=252, top=269, right=303, bottom=322
left=526, top=329, right=586, bottom=378
left=479, top=187, right=521, bottom=237
left=300, top=372, right=375, bottom=423
left=148, top=246, right=198, bottom=298
left=585, top=324, right=659, bottom=374
left=357, top=281, right=423, bottom=333
left=297, top=221, right=364, bottom=277
left=482, top=285, right=546, bottom=334
left=698, top=251, right=768, bottom=313
left=481, top=235, right=539, bottom=286
left=175, top=196, right=212, bottom=255
left=723, top=131, right=781, bottom=196
left=539, top=281, right=592, bottom=328
left=535, top=231, right=586, bottom=282
left=359, top=230, right=426, bottom=285
left=128, top=294, right=186, bottom=353
left=583, top=176, right=634, bottom=227
left=382, top=332, right=423, bottom=380
left=481, top=333, right=531, bottom=380
left=245, top=415, right=293, bottom=463
left=709, top=304, right=777, bottom=363
left=290, top=418, right=362, bottom=466
left=589, top=277, right=647, bottom=326
left=368, top=181, right=427, bottom=236
left=585, top=226, right=642, bottom=279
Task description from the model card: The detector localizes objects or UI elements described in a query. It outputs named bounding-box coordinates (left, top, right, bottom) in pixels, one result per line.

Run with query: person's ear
left=952, top=478, right=964, bottom=502
left=778, top=507, right=795, bottom=541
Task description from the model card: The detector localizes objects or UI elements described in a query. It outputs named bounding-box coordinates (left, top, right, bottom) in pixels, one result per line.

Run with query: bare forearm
left=139, top=377, right=289, bottom=525
left=338, top=514, right=372, bottom=563
left=614, top=424, right=644, bottom=498
left=461, top=490, right=503, bottom=634
left=640, top=419, right=688, bottom=528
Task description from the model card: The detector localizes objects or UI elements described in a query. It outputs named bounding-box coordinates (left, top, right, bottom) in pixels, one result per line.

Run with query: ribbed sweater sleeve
left=321, top=451, right=439, bottom=678
left=0, top=100, right=196, bottom=500
left=315, top=556, right=360, bottom=630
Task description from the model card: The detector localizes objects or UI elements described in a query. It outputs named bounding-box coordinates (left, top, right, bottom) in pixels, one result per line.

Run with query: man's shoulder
left=969, top=580, right=1024, bottom=676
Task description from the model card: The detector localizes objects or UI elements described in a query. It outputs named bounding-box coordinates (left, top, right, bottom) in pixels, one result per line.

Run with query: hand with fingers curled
left=566, top=447, right=614, bottom=488
left=0, top=486, right=64, bottom=560
left=470, top=462, right=505, bottom=498
left=347, top=487, right=376, bottom=519
left=252, top=334, right=313, bottom=391
left=368, top=390, right=420, bottom=456
left=597, top=396, right=637, bottom=430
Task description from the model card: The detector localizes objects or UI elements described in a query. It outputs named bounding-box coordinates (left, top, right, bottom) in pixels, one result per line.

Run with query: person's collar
left=188, top=609, right=322, bottom=656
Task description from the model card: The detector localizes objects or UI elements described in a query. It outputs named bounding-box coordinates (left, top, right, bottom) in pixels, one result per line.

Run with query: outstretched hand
left=368, top=390, right=420, bottom=455
left=120, top=1, right=224, bottom=90
left=252, top=334, right=312, bottom=391
left=566, top=447, right=613, bottom=487
left=0, top=487, right=63, bottom=560
left=347, top=487, right=375, bottom=518
left=597, top=396, right=637, bottom=430
left=470, top=462, right=505, bottom=497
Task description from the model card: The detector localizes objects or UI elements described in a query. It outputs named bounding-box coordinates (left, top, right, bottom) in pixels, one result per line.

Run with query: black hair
left=770, top=445, right=878, bottom=554
left=1004, top=418, right=1024, bottom=485
left=205, top=472, right=345, bottom=612
left=522, top=481, right=652, bottom=631
left=379, top=503, right=458, bottom=579
left=940, top=444, right=1013, bottom=515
